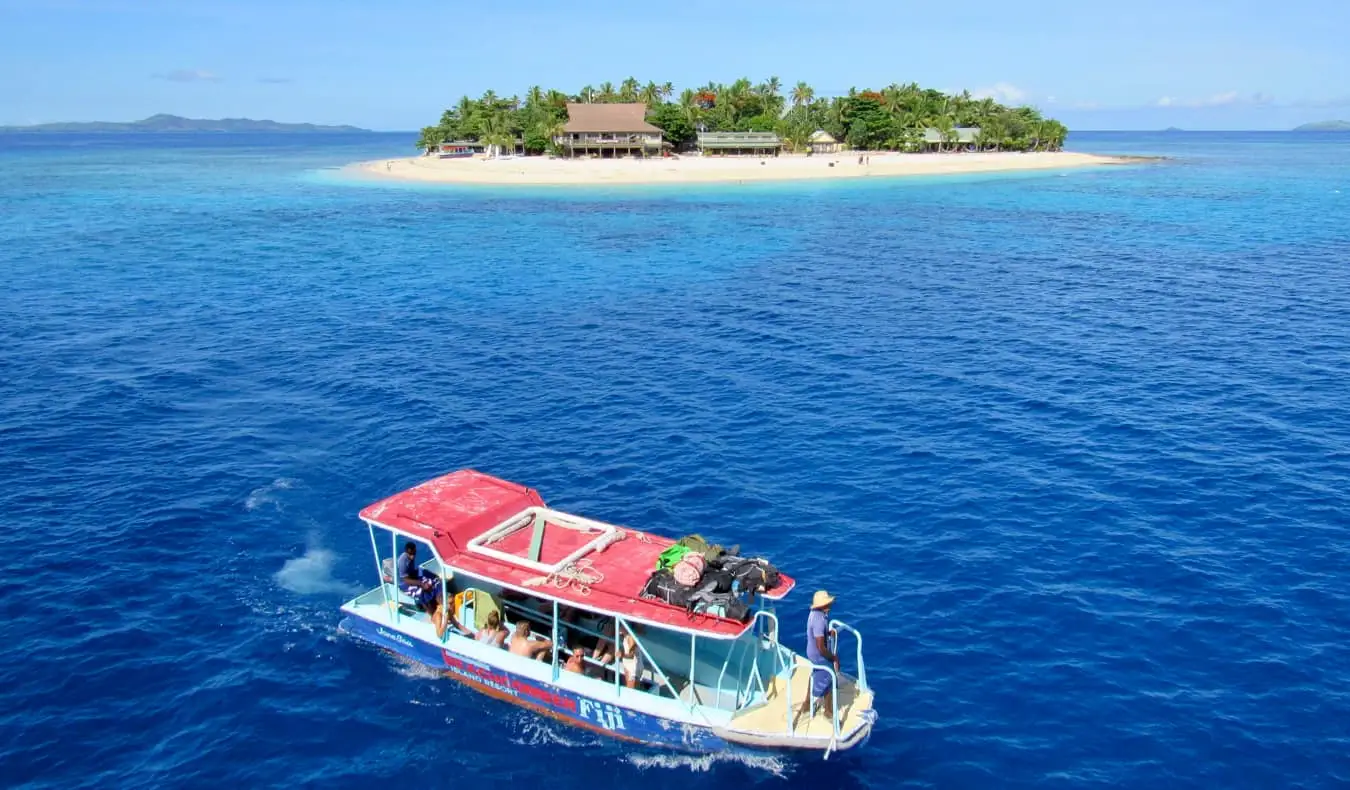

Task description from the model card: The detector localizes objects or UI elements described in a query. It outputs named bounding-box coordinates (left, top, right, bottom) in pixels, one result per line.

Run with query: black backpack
left=720, top=557, right=780, bottom=594
left=696, top=568, right=735, bottom=595
left=641, top=570, right=692, bottom=607
left=687, top=590, right=751, bottom=622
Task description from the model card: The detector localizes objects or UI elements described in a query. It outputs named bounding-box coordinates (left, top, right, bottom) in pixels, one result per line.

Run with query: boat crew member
left=397, top=542, right=440, bottom=609
left=796, top=590, right=839, bottom=728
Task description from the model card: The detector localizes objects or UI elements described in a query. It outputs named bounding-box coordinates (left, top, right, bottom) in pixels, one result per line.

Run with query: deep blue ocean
left=2, top=130, right=1348, bottom=789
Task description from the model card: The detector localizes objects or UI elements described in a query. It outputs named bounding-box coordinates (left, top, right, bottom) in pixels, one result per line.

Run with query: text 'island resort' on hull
left=340, top=470, right=876, bottom=757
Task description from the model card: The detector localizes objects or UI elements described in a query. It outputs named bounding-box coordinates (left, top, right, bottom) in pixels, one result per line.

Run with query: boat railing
left=715, top=610, right=782, bottom=711
left=828, top=618, right=867, bottom=694
left=616, top=616, right=683, bottom=704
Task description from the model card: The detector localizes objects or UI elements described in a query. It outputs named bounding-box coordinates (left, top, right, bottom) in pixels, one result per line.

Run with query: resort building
left=921, top=127, right=980, bottom=151
left=558, top=103, right=663, bottom=158
left=808, top=130, right=840, bottom=154
left=697, top=131, right=783, bottom=156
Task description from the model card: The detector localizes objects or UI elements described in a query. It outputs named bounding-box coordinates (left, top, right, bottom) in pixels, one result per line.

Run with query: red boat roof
left=359, top=470, right=795, bottom=639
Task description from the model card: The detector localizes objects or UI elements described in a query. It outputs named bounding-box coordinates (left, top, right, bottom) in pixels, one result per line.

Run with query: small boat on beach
left=339, top=469, right=876, bottom=756
left=434, top=141, right=481, bottom=159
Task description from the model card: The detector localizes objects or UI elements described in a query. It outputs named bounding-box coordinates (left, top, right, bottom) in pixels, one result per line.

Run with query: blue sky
left=1, top=0, right=1347, bottom=130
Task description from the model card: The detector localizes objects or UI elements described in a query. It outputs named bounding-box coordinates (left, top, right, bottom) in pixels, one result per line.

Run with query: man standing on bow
left=796, top=590, right=840, bottom=728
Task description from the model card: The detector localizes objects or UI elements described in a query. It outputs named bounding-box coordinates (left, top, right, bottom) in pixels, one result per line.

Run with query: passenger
left=592, top=619, right=617, bottom=666
left=563, top=647, right=589, bottom=674
left=476, top=611, right=508, bottom=648
left=397, top=542, right=440, bottom=610
left=559, top=606, right=583, bottom=650
left=618, top=626, right=645, bottom=689
left=795, top=590, right=840, bottom=728
left=508, top=620, right=552, bottom=661
left=427, top=595, right=471, bottom=641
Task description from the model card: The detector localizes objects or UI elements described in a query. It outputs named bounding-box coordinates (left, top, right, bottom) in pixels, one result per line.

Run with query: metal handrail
left=828, top=619, right=867, bottom=693
left=616, top=616, right=681, bottom=703
left=809, top=661, right=842, bottom=739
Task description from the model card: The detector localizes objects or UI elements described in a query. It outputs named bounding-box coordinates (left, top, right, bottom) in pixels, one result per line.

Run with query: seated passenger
left=618, top=628, right=645, bottom=689
left=427, top=595, right=471, bottom=641
left=592, top=620, right=617, bottom=666
left=397, top=542, right=439, bottom=610
left=476, top=611, right=508, bottom=648
left=509, top=621, right=552, bottom=661
left=563, top=647, right=588, bottom=674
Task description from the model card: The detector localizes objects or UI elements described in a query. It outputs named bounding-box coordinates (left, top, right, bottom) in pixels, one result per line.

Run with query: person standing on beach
left=795, top=590, right=840, bottom=728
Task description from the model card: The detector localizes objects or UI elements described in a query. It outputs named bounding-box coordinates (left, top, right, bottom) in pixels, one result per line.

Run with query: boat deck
left=728, top=658, right=874, bottom=740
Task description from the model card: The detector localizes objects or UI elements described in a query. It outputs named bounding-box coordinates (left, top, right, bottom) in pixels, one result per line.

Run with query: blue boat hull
left=340, top=615, right=730, bottom=751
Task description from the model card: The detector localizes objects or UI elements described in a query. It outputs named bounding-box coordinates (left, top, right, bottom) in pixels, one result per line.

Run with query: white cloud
left=971, top=82, right=1028, bottom=104
left=1156, top=91, right=1271, bottom=108
left=155, top=69, right=220, bottom=83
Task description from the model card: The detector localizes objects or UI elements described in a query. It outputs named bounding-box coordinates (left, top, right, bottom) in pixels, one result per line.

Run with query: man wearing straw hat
left=795, top=590, right=840, bottom=728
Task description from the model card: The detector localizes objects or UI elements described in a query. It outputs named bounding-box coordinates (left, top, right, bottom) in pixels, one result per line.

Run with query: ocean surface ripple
left=1, top=132, right=1348, bottom=789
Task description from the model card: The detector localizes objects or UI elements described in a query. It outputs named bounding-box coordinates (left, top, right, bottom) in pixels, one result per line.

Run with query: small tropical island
left=1292, top=120, right=1350, bottom=132
left=351, top=77, right=1130, bottom=186
left=0, top=114, right=369, bottom=134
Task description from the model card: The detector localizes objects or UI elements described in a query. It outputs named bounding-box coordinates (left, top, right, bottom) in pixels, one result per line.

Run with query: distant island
left=1292, top=120, right=1350, bottom=132
left=1161, top=127, right=1184, bottom=132
left=416, top=77, right=1070, bottom=154
left=0, top=114, right=369, bottom=133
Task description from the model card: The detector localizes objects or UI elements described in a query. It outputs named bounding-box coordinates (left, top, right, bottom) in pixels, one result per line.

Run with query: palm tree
left=578, top=85, right=595, bottom=103
left=526, top=85, right=544, bottom=109
left=660, top=82, right=674, bottom=103
left=791, top=81, right=814, bottom=109
left=598, top=81, right=616, bottom=103
left=482, top=112, right=512, bottom=158
left=679, top=88, right=700, bottom=125
left=456, top=95, right=478, bottom=139
left=640, top=81, right=660, bottom=108
left=619, top=77, right=639, bottom=102
left=762, top=76, right=781, bottom=99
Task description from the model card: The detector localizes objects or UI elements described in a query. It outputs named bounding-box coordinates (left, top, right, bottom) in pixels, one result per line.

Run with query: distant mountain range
left=0, top=114, right=370, bottom=133
left=1292, top=120, right=1350, bottom=132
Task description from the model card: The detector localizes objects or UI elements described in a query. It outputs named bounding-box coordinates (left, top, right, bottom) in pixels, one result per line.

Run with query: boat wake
left=625, top=751, right=790, bottom=779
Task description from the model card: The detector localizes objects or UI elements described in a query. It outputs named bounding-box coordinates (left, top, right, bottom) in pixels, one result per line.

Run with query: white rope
left=520, top=558, right=605, bottom=596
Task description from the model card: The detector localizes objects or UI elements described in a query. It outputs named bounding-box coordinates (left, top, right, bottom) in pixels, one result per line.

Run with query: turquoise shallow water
left=1, top=131, right=1349, bottom=788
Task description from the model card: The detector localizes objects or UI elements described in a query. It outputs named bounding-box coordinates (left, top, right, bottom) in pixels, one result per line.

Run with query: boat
left=339, top=469, right=876, bottom=756
left=435, top=141, right=480, bottom=158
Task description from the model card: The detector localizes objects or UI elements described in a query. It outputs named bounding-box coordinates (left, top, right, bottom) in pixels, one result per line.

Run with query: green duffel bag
left=656, top=543, right=692, bottom=570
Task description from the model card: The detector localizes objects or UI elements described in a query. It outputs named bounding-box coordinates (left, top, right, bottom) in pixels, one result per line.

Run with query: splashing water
left=625, top=751, right=790, bottom=779
left=275, top=545, right=360, bottom=596
left=245, top=477, right=299, bottom=512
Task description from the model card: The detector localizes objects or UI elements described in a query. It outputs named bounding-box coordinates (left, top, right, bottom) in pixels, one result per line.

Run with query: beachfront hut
left=697, top=131, right=783, bottom=156
left=921, top=127, right=980, bottom=152
left=559, top=103, right=663, bottom=158
left=808, top=130, right=840, bottom=154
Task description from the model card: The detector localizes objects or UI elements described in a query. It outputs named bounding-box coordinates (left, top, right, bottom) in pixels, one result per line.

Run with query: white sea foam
left=245, top=477, right=300, bottom=512
left=510, top=716, right=591, bottom=748
left=389, top=656, right=444, bottom=681
left=625, top=751, right=790, bottom=779
left=275, top=545, right=360, bottom=596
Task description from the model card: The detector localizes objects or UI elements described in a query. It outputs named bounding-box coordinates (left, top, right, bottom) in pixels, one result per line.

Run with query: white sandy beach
left=347, top=150, right=1131, bottom=186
